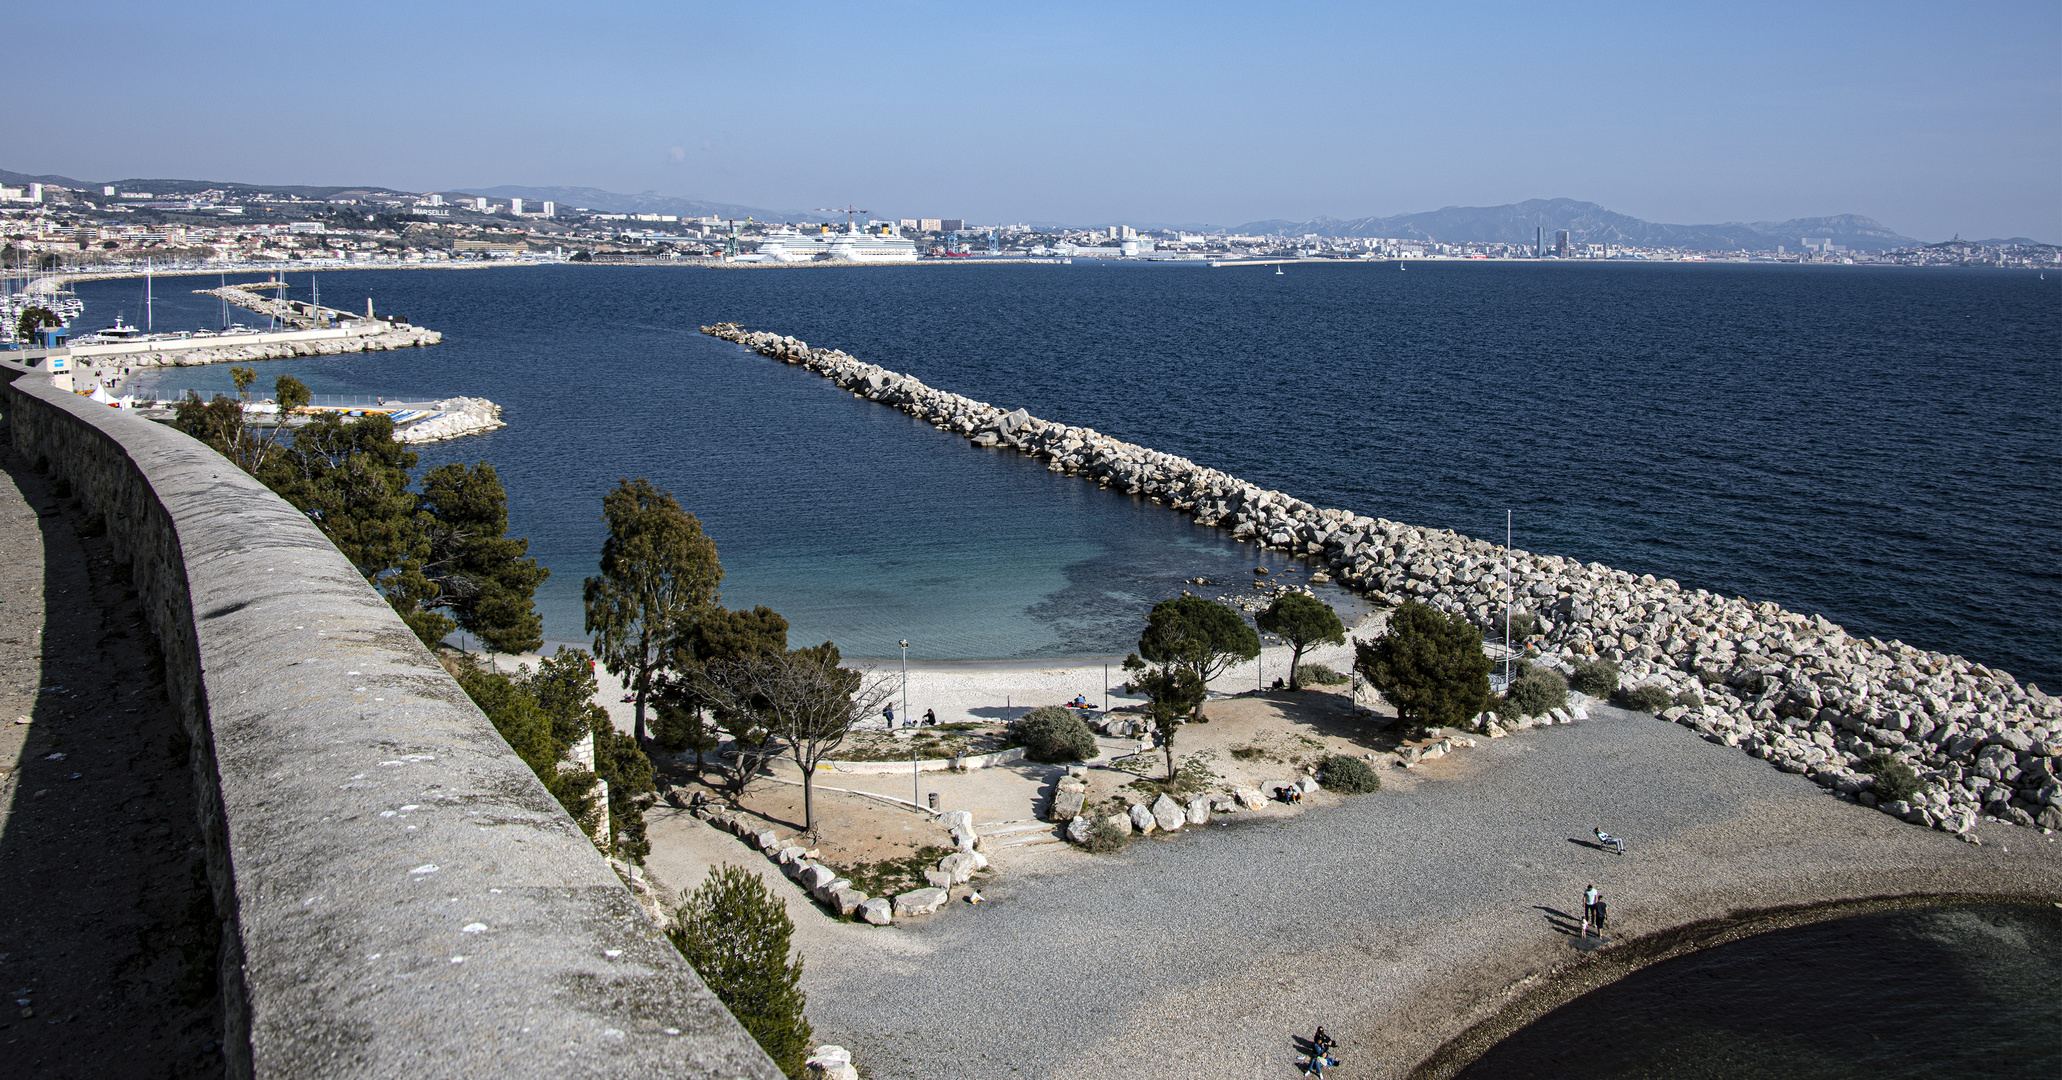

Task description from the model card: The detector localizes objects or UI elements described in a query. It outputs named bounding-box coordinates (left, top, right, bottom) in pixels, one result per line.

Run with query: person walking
left=883, top=703, right=896, bottom=727
left=1582, top=885, right=1602, bottom=939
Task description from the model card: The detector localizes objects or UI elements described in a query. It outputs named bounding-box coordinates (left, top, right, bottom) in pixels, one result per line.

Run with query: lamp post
left=898, top=639, right=910, bottom=727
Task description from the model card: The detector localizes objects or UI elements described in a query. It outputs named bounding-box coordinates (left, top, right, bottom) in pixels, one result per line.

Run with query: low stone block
left=1233, top=786, right=1267, bottom=810
left=830, top=886, right=868, bottom=917
left=894, top=887, right=949, bottom=917
left=799, top=864, right=838, bottom=891
left=752, top=829, right=779, bottom=850
left=1185, top=796, right=1211, bottom=824
left=857, top=897, right=894, bottom=925
left=812, top=876, right=850, bottom=903
left=1129, top=803, right=1156, bottom=834
left=1066, top=816, right=1093, bottom=843
left=939, top=851, right=981, bottom=885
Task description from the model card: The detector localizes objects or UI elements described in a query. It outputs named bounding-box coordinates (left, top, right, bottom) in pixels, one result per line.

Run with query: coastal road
left=792, top=706, right=2062, bottom=1079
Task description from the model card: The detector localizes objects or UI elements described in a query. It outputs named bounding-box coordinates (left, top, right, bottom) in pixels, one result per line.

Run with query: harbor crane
left=814, top=205, right=870, bottom=230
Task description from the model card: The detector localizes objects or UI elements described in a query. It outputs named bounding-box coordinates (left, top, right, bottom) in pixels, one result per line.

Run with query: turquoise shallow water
left=72, top=260, right=2059, bottom=677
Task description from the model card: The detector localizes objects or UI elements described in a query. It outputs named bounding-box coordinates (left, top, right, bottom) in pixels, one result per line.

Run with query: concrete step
left=995, top=830, right=1065, bottom=848
left=974, top=820, right=1045, bottom=836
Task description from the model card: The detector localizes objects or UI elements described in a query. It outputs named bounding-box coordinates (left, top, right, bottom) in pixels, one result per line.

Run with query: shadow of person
left=1567, top=836, right=1612, bottom=852
left=1533, top=904, right=1582, bottom=935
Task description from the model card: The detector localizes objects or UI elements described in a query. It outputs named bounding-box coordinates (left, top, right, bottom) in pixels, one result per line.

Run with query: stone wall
left=701, top=324, right=2062, bottom=837
left=0, top=362, right=778, bottom=1079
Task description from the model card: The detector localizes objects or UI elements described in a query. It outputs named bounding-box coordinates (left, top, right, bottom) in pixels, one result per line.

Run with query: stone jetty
left=701, top=323, right=2062, bottom=836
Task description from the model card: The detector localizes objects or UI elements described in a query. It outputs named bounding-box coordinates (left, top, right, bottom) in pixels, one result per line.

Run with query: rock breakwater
left=699, top=323, right=2062, bottom=835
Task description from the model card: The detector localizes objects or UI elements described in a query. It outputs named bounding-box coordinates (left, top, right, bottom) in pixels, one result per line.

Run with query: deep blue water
left=71, top=261, right=2060, bottom=679
left=1460, top=904, right=2062, bottom=1079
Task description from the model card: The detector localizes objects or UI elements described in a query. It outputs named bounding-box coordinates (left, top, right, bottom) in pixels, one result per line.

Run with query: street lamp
left=898, top=639, right=910, bottom=728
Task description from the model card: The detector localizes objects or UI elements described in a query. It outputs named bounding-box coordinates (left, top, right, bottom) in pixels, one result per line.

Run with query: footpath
left=0, top=436, right=222, bottom=1076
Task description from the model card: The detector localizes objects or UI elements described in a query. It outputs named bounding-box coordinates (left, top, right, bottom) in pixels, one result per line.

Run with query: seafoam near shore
left=700, top=323, right=2062, bottom=837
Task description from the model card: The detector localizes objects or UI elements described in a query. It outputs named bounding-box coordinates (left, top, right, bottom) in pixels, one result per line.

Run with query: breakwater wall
left=700, top=323, right=2062, bottom=836
left=0, top=359, right=779, bottom=1078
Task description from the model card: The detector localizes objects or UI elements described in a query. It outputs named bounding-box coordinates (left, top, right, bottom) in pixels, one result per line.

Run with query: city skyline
left=5, top=1, right=2057, bottom=243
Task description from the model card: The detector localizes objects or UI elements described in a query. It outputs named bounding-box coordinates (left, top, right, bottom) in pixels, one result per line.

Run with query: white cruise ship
left=748, top=223, right=918, bottom=264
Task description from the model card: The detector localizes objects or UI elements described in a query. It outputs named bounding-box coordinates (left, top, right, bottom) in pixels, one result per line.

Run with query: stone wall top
left=1, top=360, right=778, bottom=1079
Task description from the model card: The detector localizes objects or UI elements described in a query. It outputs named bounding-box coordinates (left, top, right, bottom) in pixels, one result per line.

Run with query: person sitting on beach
left=924, top=709, right=937, bottom=726
left=1595, top=827, right=1626, bottom=855
left=1313, top=1027, right=1335, bottom=1053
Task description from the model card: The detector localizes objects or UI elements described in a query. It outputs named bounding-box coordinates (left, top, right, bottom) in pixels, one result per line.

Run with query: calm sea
left=1459, top=903, right=2062, bottom=1079
left=70, top=261, right=2059, bottom=680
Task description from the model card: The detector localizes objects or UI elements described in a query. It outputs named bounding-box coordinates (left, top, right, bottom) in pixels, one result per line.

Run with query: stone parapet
left=0, top=360, right=777, bottom=1079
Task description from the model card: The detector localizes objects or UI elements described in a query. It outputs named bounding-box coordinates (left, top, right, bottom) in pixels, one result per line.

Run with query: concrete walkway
left=788, top=706, right=2062, bottom=1079
left=0, top=439, right=222, bottom=1073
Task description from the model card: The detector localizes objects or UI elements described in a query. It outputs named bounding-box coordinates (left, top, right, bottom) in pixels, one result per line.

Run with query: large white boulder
left=857, top=897, right=894, bottom=925
left=1151, top=793, right=1186, bottom=832
left=1185, top=796, right=1212, bottom=825
left=939, top=851, right=982, bottom=885
left=894, top=887, right=949, bottom=917
left=1129, top=803, right=1156, bottom=834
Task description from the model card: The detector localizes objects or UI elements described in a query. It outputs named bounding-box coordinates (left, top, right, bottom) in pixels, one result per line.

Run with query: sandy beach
left=495, top=610, right=1386, bottom=740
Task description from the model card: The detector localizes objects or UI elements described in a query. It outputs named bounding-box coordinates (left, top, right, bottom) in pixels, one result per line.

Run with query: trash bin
left=927, top=792, right=939, bottom=811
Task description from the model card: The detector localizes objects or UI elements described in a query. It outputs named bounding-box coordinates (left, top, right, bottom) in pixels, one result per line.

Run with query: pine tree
left=1354, top=601, right=1492, bottom=737
left=669, top=865, right=813, bottom=1077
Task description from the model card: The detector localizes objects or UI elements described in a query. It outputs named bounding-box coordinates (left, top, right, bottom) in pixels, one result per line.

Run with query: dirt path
left=0, top=439, right=223, bottom=1077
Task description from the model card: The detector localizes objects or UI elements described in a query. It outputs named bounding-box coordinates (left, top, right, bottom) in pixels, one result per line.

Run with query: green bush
left=1080, top=815, right=1132, bottom=854
left=1506, top=667, right=1569, bottom=718
left=1295, top=663, right=1349, bottom=687
left=1860, top=751, right=1923, bottom=804
left=1319, top=754, right=1380, bottom=795
left=669, top=865, right=813, bottom=1076
left=1484, top=610, right=1539, bottom=643
left=1613, top=684, right=1673, bottom=713
left=1569, top=658, right=1621, bottom=697
left=1011, top=706, right=1099, bottom=763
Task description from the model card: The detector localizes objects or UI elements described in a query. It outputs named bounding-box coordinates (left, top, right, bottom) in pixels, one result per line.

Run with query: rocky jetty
left=699, top=324, right=2062, bottom=835
left=393, top=397, right=505, bottom=444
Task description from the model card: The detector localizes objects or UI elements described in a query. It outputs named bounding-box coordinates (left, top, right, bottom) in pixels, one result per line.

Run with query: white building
left=510, top=198, right=525, bottom=215
left=541, top=201, right=555, bottom=218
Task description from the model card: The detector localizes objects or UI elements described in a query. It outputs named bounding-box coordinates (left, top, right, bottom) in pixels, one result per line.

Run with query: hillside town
left=2, top=178, right=2056, bottom=277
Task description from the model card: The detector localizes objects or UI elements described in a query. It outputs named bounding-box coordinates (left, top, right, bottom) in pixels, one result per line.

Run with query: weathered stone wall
left=702, top=324, right=2062, bottom=837
left=0, top=362, right=778, bottom=1079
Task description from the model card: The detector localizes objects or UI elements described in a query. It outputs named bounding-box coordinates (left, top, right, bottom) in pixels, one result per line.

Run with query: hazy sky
left=11, top=1, right=2057, bottom=239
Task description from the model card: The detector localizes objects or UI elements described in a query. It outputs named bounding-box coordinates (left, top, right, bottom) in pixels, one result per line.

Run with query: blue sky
left=9, top=1, right=2057, bottom=239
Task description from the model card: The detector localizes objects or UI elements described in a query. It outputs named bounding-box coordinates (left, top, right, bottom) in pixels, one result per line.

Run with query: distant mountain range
left=1234, top=198, right=1922, bottom=252
left=8, top=167, right=2044, bottom=249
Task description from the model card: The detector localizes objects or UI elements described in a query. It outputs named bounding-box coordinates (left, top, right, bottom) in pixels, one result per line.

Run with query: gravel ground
left=791, top=705, right=2062, bottom=1079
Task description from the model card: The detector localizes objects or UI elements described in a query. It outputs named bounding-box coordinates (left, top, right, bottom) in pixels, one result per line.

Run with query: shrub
left=1484, top=609, right=1538, bottom=643
left=1081, top=815, right=1132, bottom=854
left=1673, top=690, right=1704, bottom=709
left=1011, top=706, right=1098, bottom=763
left=1505, top=667, right=1569, bottom=718
left=1569, top=658, right=1621, bottom=697
left=1860, top=751, right=1923, bottom=804
left=1319, top=754, right=1380, bottom=795
left=1613, top=685, right=1673, bottom=713
left=1295, top=663, right=1349, bottom=687
left=669, top=865, right=813, bottom=1076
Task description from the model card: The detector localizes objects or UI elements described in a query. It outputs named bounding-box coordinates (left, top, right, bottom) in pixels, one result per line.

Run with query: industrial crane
left=814, top=205, right=870, bottom=231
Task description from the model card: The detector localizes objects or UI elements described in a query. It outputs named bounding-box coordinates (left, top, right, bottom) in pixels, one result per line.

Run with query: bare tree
left=699, top=643, right=895, bottom=835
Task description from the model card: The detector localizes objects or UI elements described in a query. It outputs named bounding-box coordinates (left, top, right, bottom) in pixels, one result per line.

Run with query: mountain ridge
left=1234, top=198, right=1922, bottom=252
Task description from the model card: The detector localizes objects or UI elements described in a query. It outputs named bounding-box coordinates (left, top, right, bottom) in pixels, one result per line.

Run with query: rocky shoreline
left=700, top=323, right=2062, bottom=836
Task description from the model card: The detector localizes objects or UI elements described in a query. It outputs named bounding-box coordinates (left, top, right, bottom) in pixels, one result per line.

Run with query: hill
left=1235, top=198, right=1920, bottom=252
